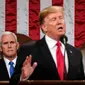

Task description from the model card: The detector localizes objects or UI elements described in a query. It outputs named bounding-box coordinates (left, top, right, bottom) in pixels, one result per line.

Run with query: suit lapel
left=65, top=44, right=76, bottom=77
left=38, top=37, right=59, bottom=76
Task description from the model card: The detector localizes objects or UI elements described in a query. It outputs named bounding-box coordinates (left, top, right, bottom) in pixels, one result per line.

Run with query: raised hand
left=21, top=55, right=37, bottom=80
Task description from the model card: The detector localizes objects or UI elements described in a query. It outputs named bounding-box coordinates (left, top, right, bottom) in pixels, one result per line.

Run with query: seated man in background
left=0, top=31, right=19, bottom=81
left=11, top=6, right=84, bottom=84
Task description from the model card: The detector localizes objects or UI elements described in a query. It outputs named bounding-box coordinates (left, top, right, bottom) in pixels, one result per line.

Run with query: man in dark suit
left=11, top=6, right=84, bottom=82
left=0, top=31, right=19, bottom=81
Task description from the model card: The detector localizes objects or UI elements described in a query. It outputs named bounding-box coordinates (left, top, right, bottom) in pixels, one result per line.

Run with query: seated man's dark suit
left=0, top=55, right=19, bottom=81
left=0, top=57, right=10, bottom=81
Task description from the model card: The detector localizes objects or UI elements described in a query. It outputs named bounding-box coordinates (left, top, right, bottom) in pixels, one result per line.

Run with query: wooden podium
left=18, top=80, right=85, bottom=85
left=0, top=80, right=85, bottom=85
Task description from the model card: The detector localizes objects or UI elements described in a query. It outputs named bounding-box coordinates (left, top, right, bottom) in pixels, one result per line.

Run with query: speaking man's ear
left=41, top=24, right=48, bottom=33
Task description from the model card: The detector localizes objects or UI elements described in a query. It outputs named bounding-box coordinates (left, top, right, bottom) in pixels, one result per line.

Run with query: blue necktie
left=9, top=61, right=14, bottom=77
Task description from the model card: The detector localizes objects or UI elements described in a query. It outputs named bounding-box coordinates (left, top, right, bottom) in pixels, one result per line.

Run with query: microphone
left=60, top=35, right=68, bottom=45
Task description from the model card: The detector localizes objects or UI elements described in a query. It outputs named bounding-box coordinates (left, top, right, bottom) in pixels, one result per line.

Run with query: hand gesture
left=21, top=55, right=37, bottom=80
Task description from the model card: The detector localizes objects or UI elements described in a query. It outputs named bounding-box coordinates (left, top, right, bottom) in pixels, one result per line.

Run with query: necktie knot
left=56, top=41, right=61, bottom=47
left=9, top=61, right=14, bottom=66
left=9, top=61, right=14, bottom=77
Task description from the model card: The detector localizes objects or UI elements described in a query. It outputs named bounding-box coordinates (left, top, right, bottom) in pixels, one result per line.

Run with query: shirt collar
left=45, top=35, right=64, bottom=49
left=3, top=56, right=17, bottom=66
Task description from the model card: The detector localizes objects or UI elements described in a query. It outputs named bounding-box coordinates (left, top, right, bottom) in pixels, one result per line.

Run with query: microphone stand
left=63, top=37, right=67, bottom=80
left=60, top=35, right=68, bottom=79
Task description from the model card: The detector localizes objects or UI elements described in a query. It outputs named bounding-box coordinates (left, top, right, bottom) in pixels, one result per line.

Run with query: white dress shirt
left=3, top=56, right=17, bottom=78
left=45, top=35, right=68, bottom=72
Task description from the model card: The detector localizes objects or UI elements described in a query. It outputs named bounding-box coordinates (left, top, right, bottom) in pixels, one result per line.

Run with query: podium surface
left=0, top=80, right=85, bottom=85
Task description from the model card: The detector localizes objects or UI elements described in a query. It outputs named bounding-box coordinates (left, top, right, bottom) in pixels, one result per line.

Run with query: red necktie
left=56, top=41, right=64, bottom=80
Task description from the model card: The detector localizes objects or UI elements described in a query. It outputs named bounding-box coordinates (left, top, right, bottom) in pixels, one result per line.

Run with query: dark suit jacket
left=0, top=57, right=10, bottom=81
left=0, top=54, right=20, bottom=81
left=11, top=36, right=84, bottom=82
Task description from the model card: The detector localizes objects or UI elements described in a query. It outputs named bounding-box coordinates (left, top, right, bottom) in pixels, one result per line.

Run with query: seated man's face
left=0, top=34, right=19, bottom=59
